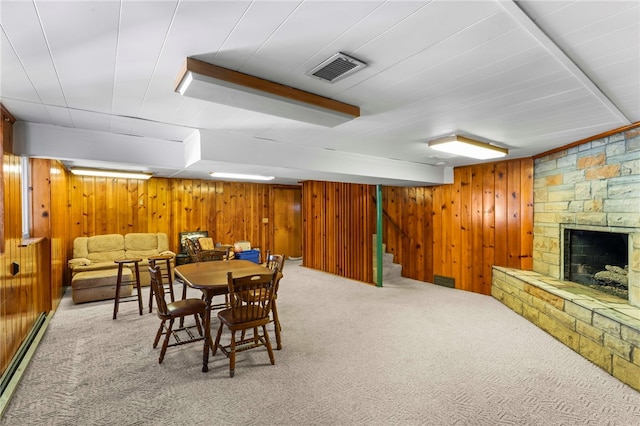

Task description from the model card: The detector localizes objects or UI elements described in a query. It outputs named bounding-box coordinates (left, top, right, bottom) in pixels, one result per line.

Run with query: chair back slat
left=184, top=238, right=200, bottom=263
left=149, top=265, right=169, bottom=316
left=264, top=251, right=286, bottom=273
left=227, top=270, right=277, bottom=323
left=186, top=237, right=229, bottom=262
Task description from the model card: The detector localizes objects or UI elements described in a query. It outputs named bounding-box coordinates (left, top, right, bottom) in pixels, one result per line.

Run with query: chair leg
left=159, top=319, right=174, bottom=364
left=179, top=282, right=188, bottom=328
left=153, top=320, right=165, bottom=348
left=113, top=264, right=124, bottom=320
left=148, top=284, right=154, bottom=313
left=212, top=323, right=224, bottom=356
left=133, top=263, right=143, bottom=315
left=229, top=330, right=237, bottom=378
left=194, top=313, right=203, bottom=336
left=262, top=325, right=275, bottom=365
left=271, top=300, right=282, bottom=350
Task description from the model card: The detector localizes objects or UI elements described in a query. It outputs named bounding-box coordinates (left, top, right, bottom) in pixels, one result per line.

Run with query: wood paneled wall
left=32, top=159, right=69, bottom=309
left=67, top=176, right=284, bottom=256
left=1, top=152, right=50, bottom=376
left=302, top=181, right=375, bottom=283
left=383, top=159, right=534, bottom=294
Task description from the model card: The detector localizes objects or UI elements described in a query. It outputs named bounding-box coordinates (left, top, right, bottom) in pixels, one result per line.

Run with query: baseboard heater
left=0, top=311, right=47, bottom=398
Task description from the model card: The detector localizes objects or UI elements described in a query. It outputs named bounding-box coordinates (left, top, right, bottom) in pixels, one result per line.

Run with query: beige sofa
left=69, top=233, right=175, bottom=304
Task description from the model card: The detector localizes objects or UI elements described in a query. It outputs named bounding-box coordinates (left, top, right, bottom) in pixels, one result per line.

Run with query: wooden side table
left=113, top=258, right=143, bottom=319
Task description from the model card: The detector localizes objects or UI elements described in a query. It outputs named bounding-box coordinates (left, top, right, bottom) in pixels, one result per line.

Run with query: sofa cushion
left=69, top=233, right=173, bottom=288
left=86, top=234, right=126, bottom=262
left=71, top=268, right=132, bottom=304
left=157, top=233, right=170, bottom=253
left=73, top=237, right=90, bottom=259
left=125, top=233, right=160, bottom=258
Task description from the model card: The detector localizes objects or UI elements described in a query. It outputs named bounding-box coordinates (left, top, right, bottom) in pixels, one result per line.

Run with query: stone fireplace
left=532, top=128, right=640, bottom=308
left=562, top=225, right=631, bottom=299
left=492, top=127, right=640, bottom=392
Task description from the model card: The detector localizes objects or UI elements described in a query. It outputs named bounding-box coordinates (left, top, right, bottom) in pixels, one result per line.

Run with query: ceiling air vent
left=307, top=52, right=367, bottom=83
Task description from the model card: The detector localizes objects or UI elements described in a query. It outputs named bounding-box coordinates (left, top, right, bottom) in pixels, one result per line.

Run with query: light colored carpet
left=2, top=260, right=640, bottom=425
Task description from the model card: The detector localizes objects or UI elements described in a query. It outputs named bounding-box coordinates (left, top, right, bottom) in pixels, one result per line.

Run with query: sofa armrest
left=68, top=258, right=91, bottom=268
left=160, top=250, right=176, bottom=257
left=69, top=262, right=119, bottom=275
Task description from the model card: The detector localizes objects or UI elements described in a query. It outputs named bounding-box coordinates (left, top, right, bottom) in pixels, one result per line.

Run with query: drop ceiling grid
left=37, top=2, right=120, bottom=116
left=356, top=11, right=520, bottom=107
left=111, top=1, right=178, bottom=120
left=169, top=0, right=251, bottom=60
left=69, top=107, right=113, bottom=134
left=0, top=34, right=43, bottom=106
left=344, top=2, right=503, bottom=102
left=0, top=2, right=65, bottom=108
left=43, top=104, right=73, bottom=129
left=137, top=1, right=250, bottom=123
left=356, top=0, right=502, bottom=68
left=585, top=43, right=638, bottom=71
left=129, top=119, right=189, bottom=143
left=378, top=28, right=539, bottom=107
left=526, top=0, right=638, bottom=36
left=519, top=0, right=640, bottom=123
left=207, top=1, right=302, bottom=72
left=363, top=52, right=571, bottom=129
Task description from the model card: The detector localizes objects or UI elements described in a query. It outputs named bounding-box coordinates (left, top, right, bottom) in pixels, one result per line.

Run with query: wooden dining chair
left=186, top=237, right=230, bottom=262
left=263, top=251, right=286, bottom=349
left=264, top=250, right=286, bottom=272
left=184, top=238, right=201, bottom=263
left=149, top=265, right=206, bottom=364
left=212, top=269, right=279, bottom=377
left=148, top=255, right=175, bottom=313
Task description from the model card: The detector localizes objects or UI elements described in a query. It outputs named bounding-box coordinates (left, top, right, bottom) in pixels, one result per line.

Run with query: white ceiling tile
left=111, top=1, right=180, bottom=120
left=36, top=1, right=121, bottom=113
left=0, top=2, right=65, bottom=106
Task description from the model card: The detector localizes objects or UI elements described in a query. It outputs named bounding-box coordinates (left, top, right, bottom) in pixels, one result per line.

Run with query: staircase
left=373, top=239, right=403, bottom=284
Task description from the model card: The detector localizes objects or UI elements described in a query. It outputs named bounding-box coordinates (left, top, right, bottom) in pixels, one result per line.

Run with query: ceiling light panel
left=210, top=172, right=275, bottom=181
left=428, top=135, right=508, bottom=160
left=70, top=168, right=152, bottom=180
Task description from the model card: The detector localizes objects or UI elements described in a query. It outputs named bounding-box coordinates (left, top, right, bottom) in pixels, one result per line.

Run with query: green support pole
left=376, top=184, right=383, bottom=287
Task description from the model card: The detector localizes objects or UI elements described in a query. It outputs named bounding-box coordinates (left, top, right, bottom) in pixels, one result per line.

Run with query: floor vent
left=307, top=52, right=367, bottom=83
left=433, top=275, right=455, bottom=288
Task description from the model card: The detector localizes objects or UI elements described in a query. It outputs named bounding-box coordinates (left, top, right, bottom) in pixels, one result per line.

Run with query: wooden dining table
left=174, top=259, right=272, bottom=372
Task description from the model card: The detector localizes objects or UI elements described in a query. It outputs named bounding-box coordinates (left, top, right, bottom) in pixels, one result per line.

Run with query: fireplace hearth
left=563, top=227, right=630, bottom=299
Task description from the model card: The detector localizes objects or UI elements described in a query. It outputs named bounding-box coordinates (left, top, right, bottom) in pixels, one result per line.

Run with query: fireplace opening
left=563, top=229, right=629, bottom=299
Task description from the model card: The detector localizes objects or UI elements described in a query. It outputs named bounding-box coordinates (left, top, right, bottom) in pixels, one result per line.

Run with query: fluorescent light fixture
left=174, top=58, right=360, bottom=127
left=70, top=168, right=152, bottom=180
left=177, top=72, right=193, bottom=95
left=428, top=135, right=508, bottom=160
left=210, top=172, right=275, bottom=181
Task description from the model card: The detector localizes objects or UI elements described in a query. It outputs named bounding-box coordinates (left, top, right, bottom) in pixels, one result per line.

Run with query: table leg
left=134, top=263, right=143, bottom=315
left=113, top=264, right=123, bottom=320
left=202, top=291, right=213, bottom=372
